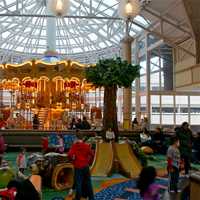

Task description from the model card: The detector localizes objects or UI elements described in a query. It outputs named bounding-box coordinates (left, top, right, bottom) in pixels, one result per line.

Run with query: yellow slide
left=90, top=142, right=114, bottom=177
left=114, top=143, right=142, bottom=178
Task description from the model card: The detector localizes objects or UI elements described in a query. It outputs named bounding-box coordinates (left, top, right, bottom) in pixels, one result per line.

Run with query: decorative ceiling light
left=47, top=0, right=70, bottom=16
left=118, top=0, right=141, bottom=19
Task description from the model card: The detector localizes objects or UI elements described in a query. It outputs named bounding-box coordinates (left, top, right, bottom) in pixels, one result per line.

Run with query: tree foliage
left=85, top=57, right=140, bottom=135
left=85, top=57, right=140, bottom=88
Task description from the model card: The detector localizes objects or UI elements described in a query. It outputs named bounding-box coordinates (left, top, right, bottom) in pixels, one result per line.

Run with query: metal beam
left=131, top=20, right=196, bottom=57
left=143, top=7, right=192, bottom=37
left=0, top=13, right=121, bottom=20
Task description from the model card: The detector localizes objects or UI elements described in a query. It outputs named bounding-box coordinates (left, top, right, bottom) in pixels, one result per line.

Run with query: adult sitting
left=76, top=118, right=83, bottom=129
left=33, top=114, right=40, bottom=130
left=132, top=117, right=139, bottom=130
left=81, top=116, right=91, bottom=130
left=152, top=127, right=165, bottom=154
left=69, top=118, right=76, bottom=130
left=140, top=128, right=152, bottom=147
left=105, top=128, right=115, bottom=142
left=192, top=132, right=200, bottom=163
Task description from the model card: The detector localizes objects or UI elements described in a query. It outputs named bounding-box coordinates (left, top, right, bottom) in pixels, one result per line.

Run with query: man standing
left=176, top=122, right=193, bottom=175
left=68, top=135, right=94, bottom=200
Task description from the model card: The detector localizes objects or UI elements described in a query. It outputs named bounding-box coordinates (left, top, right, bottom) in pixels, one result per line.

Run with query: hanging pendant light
left=118, top=0, right=141, bottom=19
left=47, top=0, right=70, bottom=16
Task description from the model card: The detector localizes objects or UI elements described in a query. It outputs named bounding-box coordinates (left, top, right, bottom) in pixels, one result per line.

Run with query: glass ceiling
left=0, top=0, right=150, bottom=55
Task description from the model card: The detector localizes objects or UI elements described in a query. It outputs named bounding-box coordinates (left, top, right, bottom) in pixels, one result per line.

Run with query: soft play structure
left=0, top=166, right=15, bottom=188
left=91, top=142, right=142, bottom=178
left=90, top=142, right=114, bottom=176
left=20, top=153, right=74, bottom=191
left=190, top=172, right=200, bottom=200
left=114, top=143, right=142, bottom=178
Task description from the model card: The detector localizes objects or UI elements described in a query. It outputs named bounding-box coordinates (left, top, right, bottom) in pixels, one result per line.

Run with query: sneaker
left=169, top=190, right=175, bottom=193
left=68, top=189, right=73, bottom=196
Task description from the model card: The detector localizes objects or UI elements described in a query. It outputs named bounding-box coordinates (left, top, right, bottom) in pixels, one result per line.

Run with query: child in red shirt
left=68, top=135, right=94, bottom=200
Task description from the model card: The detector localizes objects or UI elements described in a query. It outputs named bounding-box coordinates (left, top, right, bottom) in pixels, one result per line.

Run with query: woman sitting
left=140, top=128, right=152, bottom=147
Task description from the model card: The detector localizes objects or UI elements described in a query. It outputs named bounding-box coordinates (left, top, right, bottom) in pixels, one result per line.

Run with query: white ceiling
left=0, top=0, right=193, bottom=62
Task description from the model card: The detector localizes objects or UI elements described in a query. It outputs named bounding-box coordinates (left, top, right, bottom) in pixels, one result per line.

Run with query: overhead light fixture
left=47, top=0, right=70, bottom=16
left=118, top=0, right=141, bottom=19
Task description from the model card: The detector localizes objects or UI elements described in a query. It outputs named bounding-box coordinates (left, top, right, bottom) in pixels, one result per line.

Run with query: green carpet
left=147, top=154, right=200, bottom=170
left=2, top=152, right=124, bottom=199
left=2, top=152, right=200, bottom=199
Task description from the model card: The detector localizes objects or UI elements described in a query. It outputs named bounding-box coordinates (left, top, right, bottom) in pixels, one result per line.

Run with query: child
left=16, top=147, right=27, bottom=174
left=57, top=135, right=64, bottom=154
left=137, top=166, right=161, bottom=200
left=167, top=136, right=180, bottom=193
left=68, top=134, right=94, bottom=200
left=105, top=128, right=115, bottom=142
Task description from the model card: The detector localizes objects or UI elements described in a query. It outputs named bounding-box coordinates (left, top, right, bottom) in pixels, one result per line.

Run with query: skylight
left=0, top=0, right=150, bottom=55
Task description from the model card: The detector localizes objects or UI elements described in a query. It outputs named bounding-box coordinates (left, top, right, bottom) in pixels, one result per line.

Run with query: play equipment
left=90, top=142, right=114, bottom=176
left=0, top=166, right=15, bottom=188
left=91, top=142, right=142, bottom=178
left=141, top=146, right=154, bottom=154
left=25, top=152, right=74, bottom=191
left=51, top=163, right=74, bottom=190
left=190, top=173, right=200, bottom=200
left=114, top=143, right=142, bottom=178
left=42, top=153, right=74, bottom=190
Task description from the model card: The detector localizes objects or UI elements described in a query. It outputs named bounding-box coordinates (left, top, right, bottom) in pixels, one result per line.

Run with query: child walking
left=16, top=147, right=27, bottom=174
left=137, top=166, right=162, bottom=200
left=167, top=136, right=180, bottom=193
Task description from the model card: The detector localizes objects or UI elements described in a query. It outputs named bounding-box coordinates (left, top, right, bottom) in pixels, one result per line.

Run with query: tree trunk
left=103, top=85, right=118, bottom=140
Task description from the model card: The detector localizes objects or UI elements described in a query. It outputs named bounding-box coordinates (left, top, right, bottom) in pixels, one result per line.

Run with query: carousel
left=0, top=57, right=102, bottom=130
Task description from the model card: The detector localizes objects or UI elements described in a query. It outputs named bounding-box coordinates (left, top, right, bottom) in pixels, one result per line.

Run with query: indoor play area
left=1, top=0, right=200, bottom=199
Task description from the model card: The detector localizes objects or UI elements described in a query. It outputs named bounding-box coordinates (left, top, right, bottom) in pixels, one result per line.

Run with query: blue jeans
left=74, top=166, right=94, bottom=200
left=169, top=167, right=179, bottom=192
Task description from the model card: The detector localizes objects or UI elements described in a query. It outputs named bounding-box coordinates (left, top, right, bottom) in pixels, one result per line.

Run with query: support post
left=135, top=39, right=141, bottom=122
left=46, top=7, right=56, bottom=52
left=145, top=33, right=151, bottom=130
left=121, top=35, right=134, bottom=129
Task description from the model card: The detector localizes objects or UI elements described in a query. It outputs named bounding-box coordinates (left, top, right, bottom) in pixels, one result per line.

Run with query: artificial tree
left=85, top=57, right=140, bottom=139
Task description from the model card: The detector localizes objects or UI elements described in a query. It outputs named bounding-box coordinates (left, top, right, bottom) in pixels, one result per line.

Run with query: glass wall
left=142, top=93, right=200, bottom=128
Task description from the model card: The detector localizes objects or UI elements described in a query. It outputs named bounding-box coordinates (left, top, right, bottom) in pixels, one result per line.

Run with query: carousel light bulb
left=47, top=0, right=70, bottom=16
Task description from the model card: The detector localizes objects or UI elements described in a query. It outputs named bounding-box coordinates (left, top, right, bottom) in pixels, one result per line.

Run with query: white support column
left=135, top=39, right=141, bottom=122
left=145, top=33, right=151, bottom=129
left=173, top=94, right=176, bottom=127
left=121, top=35, right=134, bottom=129
left=46, top=6, right=56, bottom=52
left=159, top=47, right=162, bottom=126
left=188, top=95, right=191, bottom=124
